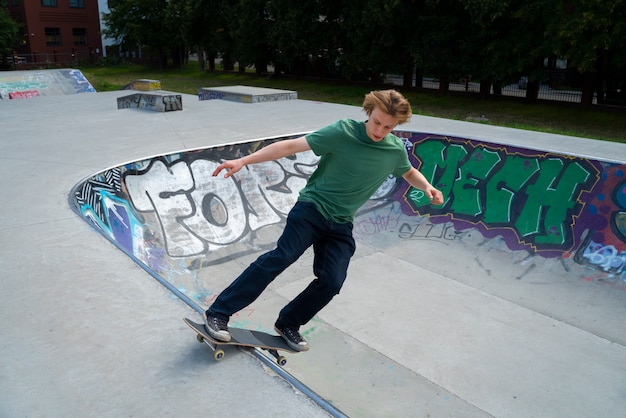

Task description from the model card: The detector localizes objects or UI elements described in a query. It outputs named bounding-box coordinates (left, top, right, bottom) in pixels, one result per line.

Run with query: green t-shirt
left=299, top=118, right=412, bottom=223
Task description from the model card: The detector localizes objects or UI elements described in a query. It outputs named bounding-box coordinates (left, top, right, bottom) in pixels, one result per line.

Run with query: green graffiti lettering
left=483, top=155, right=540, bottom=223
left=516, top=159, right=590, bottom=245
left=408, top=137, right=596, bottom=251
left=410, top=141, right=467, bottom=209
left=451, top=148, right=500, bottom=217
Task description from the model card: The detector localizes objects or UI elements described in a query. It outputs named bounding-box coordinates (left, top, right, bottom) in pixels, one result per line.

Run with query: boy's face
left=365, top=108, right=400, bottom=142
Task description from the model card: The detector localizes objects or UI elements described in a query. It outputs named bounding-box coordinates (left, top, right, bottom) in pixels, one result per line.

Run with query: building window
left=73, top=28, right=87, bottom=46
left=41, top=0, right=57, bottom=6
left=45, top=28, right=62, bottom=46
left=70, top=0, right=84, bottom=7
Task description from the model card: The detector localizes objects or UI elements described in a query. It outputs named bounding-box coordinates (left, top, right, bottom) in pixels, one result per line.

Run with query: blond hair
left=362, top=90, right=412, bottom=124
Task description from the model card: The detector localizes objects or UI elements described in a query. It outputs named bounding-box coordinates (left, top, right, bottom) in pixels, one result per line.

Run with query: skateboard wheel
left=214, top=349, right=225, bottom=361
left=196, top=334, right=204, bottom=343
left=277, top=356, right=287, bottom=366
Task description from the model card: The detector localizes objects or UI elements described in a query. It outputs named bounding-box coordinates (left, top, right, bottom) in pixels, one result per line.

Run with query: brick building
left=7, top=0, right=103, bottom=67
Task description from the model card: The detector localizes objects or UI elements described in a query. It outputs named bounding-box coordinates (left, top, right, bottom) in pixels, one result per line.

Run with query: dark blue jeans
left=208, top=201, right=356, bottom=328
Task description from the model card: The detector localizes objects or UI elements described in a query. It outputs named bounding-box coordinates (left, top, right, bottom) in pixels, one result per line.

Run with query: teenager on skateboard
left=204, top=90, right=444, bottom=351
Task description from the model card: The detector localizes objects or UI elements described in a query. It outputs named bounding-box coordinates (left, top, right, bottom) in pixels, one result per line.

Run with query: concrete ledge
left=117, top=92, right=182, bottom=112
left=198, top=85, right=297, bottom=103
left=123, top=79, right=162, bottom=91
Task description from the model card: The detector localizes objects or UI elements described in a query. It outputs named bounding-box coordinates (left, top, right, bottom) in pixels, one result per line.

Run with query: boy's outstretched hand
left=426, top=186, right=444, bottom=205
left=212, top=159, right=245, bottom=178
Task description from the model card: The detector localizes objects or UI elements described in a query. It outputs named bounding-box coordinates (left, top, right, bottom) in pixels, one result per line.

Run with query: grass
left=81, top=63, right=626, bottom=144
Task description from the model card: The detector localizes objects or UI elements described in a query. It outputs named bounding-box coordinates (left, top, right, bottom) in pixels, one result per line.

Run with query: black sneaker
left=204, top=311, right=231, bottom=342
left=274, top=323, right=309, bottom=352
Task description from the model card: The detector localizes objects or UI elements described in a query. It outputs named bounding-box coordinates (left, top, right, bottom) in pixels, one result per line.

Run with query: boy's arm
left=402, top=167, right=444, bottom=205
left=213, top=136, right=311, bottom=178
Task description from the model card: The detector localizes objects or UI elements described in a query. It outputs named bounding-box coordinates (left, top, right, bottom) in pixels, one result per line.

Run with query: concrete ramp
left=0, top=68, right=95, bottom=99
left=69, top=131, right=626, bottom=417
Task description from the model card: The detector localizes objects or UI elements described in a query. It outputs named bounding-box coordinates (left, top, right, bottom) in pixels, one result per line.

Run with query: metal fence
left=3, top=50, right=100, bottom=70
left=0, top=54, right=606, bottom=106
left=383, top=74, right=590, bottom=104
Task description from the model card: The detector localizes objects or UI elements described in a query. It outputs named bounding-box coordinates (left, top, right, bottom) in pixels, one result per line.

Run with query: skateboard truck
left=195, top=333, right=287, bottom=365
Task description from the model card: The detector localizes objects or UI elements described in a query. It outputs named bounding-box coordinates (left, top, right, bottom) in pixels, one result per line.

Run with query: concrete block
left=198, top=85, right=297, bottom=103
left=122, top=79, right=162, bottom=91
left=117, top=92, right=182, bottom=112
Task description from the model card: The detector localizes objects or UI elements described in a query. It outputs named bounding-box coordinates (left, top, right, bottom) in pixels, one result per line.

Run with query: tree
left=462, top=0, right=512, bottom=95
left=102, top=0, right=178, bottom=68
left=231, top=0, right=273, bottom=74
left=99, top=0, right=625, bottom=107
left=412, top=0, right=470, bottom=92
left=336, top=0, right=419, bottom=83
left=0, top=0, right=19, bottom=60
left=165, top=0, right=190, bottom=70
left=182, top=0, right=222, bottom=71
left=461, top=0, right=554, bottom=98
left=551, top=0, right=626, bottom=105
left=267, top=0, right=341, bottom=78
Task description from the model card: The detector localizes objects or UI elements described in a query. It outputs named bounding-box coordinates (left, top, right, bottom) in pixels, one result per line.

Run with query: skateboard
left=183, top=318, right=298, bottom=366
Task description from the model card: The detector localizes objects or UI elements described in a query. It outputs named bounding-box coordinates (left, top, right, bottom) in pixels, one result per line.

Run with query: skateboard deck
left=183, top=318, right=298, bottom=365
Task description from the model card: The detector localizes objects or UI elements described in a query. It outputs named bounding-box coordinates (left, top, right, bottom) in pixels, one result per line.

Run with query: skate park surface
left=1, top=73, right=626, bottom=417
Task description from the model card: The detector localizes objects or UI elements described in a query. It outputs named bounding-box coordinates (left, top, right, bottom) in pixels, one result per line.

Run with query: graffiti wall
left=0, top=69, right=95, bottom=99
left=69, top=132, right=626, bottom=309
left=396, top=133, right=625, bottom=274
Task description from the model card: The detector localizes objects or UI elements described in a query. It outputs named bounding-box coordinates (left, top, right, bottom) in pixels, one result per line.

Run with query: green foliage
left=100, top=0, right=626, bottom=94
left=0, top=1, right=20, bottom=57
left=102, top=0, right=182, bottom=67
left=551, top=0, right=626, bottom=72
